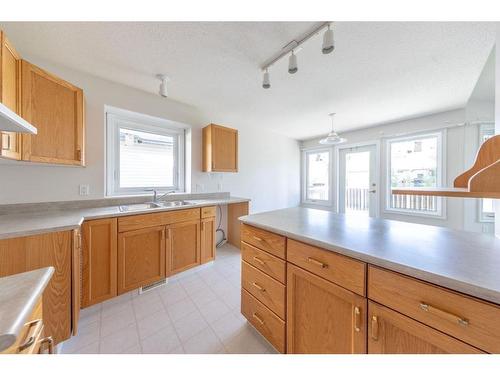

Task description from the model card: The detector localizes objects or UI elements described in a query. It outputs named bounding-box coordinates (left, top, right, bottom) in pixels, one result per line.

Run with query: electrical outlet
left=79, top=184, right=90, bottom=196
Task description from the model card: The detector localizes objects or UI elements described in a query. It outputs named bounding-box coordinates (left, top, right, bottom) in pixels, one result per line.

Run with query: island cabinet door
left=200, top=216, right=216, bottom=264
left=166, top=219, right=201, bottom=275
left=117, top=225, right=166, bottom=294
left=287, top=263, right=367, bottom=354
left=368, top=302, right=484, bottom=354
left=81, top=218, right=118, bottom=307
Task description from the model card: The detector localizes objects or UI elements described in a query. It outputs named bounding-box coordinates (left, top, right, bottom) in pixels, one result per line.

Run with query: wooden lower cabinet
left=200, top=216, right=216, bottom=264
left=368, top=302, right=484, bottom=354
left=81, top=218, right=117, bottom=307
left=118, top=225, right=166, bottom=294
left=167, top=219, right=201, bottom=275
left=287, top=263, right=367, bottom=354
left=0, top=231, right=73, bottom=345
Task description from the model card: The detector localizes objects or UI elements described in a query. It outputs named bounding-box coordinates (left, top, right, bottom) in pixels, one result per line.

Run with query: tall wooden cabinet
left=167, top=220, right=201, bottom=275
left=202, top=124, right=238, bottom=172
left=286, top=263, right=367, bottom=354
left=20, top=60, right=85, bottom=166
left=0, top=31, right=22, bottom=160
left=81, top=218, right=118, bottom=307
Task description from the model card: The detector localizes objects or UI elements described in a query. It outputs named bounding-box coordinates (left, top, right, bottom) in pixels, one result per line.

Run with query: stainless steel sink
left=158, top=200, right=193, bottom=207
left=118, top=203, right=161, bottom=212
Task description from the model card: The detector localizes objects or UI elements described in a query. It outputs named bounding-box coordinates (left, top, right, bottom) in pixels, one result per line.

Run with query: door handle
left=369, top=190, right=376, bottom=193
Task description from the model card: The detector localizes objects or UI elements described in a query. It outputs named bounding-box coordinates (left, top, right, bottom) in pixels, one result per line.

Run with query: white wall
left=301, top=109, right=494, bottom=233
left=0, top=56, right=301, bottom=213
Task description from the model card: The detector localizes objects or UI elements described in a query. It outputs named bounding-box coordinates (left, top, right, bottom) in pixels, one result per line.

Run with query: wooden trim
left=71, top=229, right=81, bottom=336
left=227, top=202, right=249, bottom=249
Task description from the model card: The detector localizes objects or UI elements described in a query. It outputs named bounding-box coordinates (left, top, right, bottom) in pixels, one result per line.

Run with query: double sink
left=118, top=200, right=194, bottom=213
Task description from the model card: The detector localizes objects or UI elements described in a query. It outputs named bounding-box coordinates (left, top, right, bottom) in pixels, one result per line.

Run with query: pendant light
left=262, top=69, right=271, bottom=89
left=288, top=50, right=298, bottom=74
left=322, top=24, right=334, bottom=54
left=319, top=113, right=346, bottom=145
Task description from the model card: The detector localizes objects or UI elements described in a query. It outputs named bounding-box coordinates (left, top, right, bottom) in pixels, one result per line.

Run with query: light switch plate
left=79, top=184, right=90, bottom=196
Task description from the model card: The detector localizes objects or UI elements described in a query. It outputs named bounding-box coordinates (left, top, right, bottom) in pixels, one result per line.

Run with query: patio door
left=338, top=145, right=378, bottom=217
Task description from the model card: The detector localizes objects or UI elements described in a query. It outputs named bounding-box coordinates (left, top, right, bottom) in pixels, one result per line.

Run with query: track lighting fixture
left=262, top=70, right=271, bottom=89
left=157, top=74, right=169, bottom=97
left=288, top=51, right=298, bottom=74
left=322, top=24, right=334, bottom=54
left=319, top=113, right=346, bottom=145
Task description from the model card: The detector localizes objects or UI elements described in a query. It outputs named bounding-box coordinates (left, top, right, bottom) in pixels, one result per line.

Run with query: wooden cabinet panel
left=368, top=302, right=484, bottom=354
left=20, top=60, right=84, bottom=166
left=287, top=263, right=366, bottom=354
left=118, top=208, right=200, bottom=232
left=201, top=206, right=216, bottom=219
left=368, top=266, right=500, bottom=353
left=242, top=261, right=286, bottom=319
left=202, top=124, right=238, bottom=172
left=227, top=202, right=248, bottom=249
left=200, top=216, right=216, bottom=264
left=241, top=241, right=286, bottom=283
left=167, top=220, right=201, bottom=275
left=81, top=218, right=117, bottom=307
left=118, top=226, right=166, bottom=294
left=0, top=231, right=73, bottom=345
left=241, top=224, right=286, bottom=259
left=241, top=288, right=286, bottom=353
left=0, top=31, right=22, bottom=160
left=287, top=239, right=366, bottom=296
left=72, top=229, right=81, bottom=336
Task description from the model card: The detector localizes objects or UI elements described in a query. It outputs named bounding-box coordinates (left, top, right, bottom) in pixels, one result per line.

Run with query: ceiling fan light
left=262, top=70, right=271, bottom=89
left=288, top=51, right=298, bottom=74
left=322, top=27, right=334, bottom=54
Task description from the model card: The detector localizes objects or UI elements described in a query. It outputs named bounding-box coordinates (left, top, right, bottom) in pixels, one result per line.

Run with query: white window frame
left=477, top=123, right=495, bottom=223
left=106, top=107, right=186, bottom=196
left=385, top=130, right=446, bottom=218
left=301, top=147, right=333, bottom=206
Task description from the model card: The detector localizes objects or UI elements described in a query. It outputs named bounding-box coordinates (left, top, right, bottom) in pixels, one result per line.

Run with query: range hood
left=0, top=102, right=37, bottom=134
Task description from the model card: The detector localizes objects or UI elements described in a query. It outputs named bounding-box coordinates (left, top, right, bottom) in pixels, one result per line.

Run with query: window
left=478, top=123, right=495, bottom=222
left=387, top=132, right=444, bottom=216
left=303, top=149, right=332, bottom=205
left=106, top=109, right=185, bottom=196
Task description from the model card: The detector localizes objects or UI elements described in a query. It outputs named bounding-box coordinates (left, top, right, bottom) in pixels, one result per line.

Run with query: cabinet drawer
left=368, top=266, right=500, bottom=353
left=287, top=239, right=366, bottom=296
left=201, top=206, right=216, bottom=218
left=118, top=208, right=200, bottom=232
left=241, top=241, right=286, bottom=283
left=242, top=261, right=286, bottom=319
left=241, top=224, right=285, bottom=259
left=241, top=288, right=285, bottom=353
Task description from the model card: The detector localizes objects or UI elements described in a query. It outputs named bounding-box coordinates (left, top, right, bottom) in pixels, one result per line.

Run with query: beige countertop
left=240, top=207, right=500, bottom=305
left=0, top=267, right=54, bottom=352
left=0, top=196, right=250, bottom=240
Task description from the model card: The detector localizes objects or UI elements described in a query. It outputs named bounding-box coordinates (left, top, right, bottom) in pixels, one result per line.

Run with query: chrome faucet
left=145, top=189, right=176, bottom=203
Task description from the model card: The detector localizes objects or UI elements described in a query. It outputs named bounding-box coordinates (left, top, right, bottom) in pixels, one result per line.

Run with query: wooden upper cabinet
left=0, top=31, right=22, bottom=160
left=20, top=60, right=85, bottom=166
left=287, top=263, right=367, bottom=354
left=117, top=225, right=166, bottom=294
left=167, top=219, right=201, bottom=275
left=200, top=216, right=216, bottom=264
left=202, top=124, right=238, bottom=172
left=368, top=302, right=484, bottom=354
left=82, top=218, right=118, bottom=307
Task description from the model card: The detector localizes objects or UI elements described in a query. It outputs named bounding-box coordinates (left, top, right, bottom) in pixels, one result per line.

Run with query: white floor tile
left=198, top=298, right=230, bottom=324
left=137, top=309, right=172, bottom=340
left=61, top=321, right=100, bottom=353
left=99, top=323, right=140, bottom=354
left=141, top=324, right=181, bottom=354
left=172, top=310, right=209, bottom=342
left=100, top=305, right=135, bottom=337
left=166, top=297, right=197, bottom=322
left=210, top=311, right=248, bottom=343
left=182, top=327, right=223, bottom=354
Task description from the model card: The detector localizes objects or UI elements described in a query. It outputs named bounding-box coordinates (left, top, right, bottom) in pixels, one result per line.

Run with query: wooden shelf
left=392, top=135, right=500, bottom=199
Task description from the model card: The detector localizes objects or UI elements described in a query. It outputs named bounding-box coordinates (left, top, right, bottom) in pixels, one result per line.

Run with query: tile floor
left=61, top=244, right=277, bottom=354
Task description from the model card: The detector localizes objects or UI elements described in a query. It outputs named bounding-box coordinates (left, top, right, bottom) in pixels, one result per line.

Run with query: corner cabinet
left=0, top=31, right=22, bottom=160
left=20, top=60, right=85, bottom=166
left=202, top=124, right=238, bottom=172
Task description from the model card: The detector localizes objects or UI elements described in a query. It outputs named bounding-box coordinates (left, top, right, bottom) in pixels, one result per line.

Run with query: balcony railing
left=390, top=193, right=437, bottom=212
left=345, top=188, right=369, bottom=212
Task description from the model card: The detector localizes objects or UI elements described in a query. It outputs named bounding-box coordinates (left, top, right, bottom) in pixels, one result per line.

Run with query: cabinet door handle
left=253, top=236, right=264, bottom=242
left=252, top=282, right=266, bottom=292
left=18, top=319, right=43, bottom=351
left=354, top=306, right=361, bottom=332
left=371, top=315, right=379, bottom=341
left=39, top=336, right=54, bottom=354
left=253, top=256, right=265, bottom=265
left=307, top=257, right=328, bottom=268
left=419, top=302, right=469, bottom=326
left=253, top=313, right=265, bottom=325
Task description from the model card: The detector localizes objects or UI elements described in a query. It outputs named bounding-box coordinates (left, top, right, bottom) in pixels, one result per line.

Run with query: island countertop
left=239, top=207, right=500, bottom=305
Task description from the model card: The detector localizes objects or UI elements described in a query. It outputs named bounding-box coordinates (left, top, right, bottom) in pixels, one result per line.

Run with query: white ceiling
left=1, top=22, right=496, bottom=140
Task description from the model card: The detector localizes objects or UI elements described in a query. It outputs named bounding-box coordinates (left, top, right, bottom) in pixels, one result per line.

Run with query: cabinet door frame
left=20, top=60, right=85, bottom=166
left=200, top=216, right=216, bottom=263
left=118, top=225, right=166, bottom=294
left=166, top=219, right=201, bottom=275
left=287, top=263, right=367, bottom=354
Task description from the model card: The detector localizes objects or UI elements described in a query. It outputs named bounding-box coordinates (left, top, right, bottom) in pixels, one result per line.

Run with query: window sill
left=383, top=208, right=446, bottom=220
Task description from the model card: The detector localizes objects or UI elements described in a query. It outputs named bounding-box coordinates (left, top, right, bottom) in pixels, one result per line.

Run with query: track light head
left=322, top=25, right=334, bottom=54
left=288, top=51, right=298, bottom=74
left=262, top=70, right=271, bottom=89
left=157, top=74, right=169, bottom=97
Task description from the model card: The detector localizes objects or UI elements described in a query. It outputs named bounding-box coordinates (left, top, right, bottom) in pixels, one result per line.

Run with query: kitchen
left=1, top=2, right=500, bottom=373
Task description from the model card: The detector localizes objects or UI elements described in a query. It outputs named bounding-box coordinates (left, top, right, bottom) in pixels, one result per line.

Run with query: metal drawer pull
left=253, top=236, right=264, bottom=242
left=39, top=336, right=54, bottom=354
left=253, top=313, right=265, bottom=325
left=371, top=316, right=379, bottom=340
left=252, top=282, right=266, bottom=292
left=253, top=256, right=265, bottom=265
left=307, top=257, right=327, bottom=268
left=18, top=319, right=43, bottom=351
left=354, top=306, right=361, bottom=332
left=419, top=302, right=469, bottom=326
